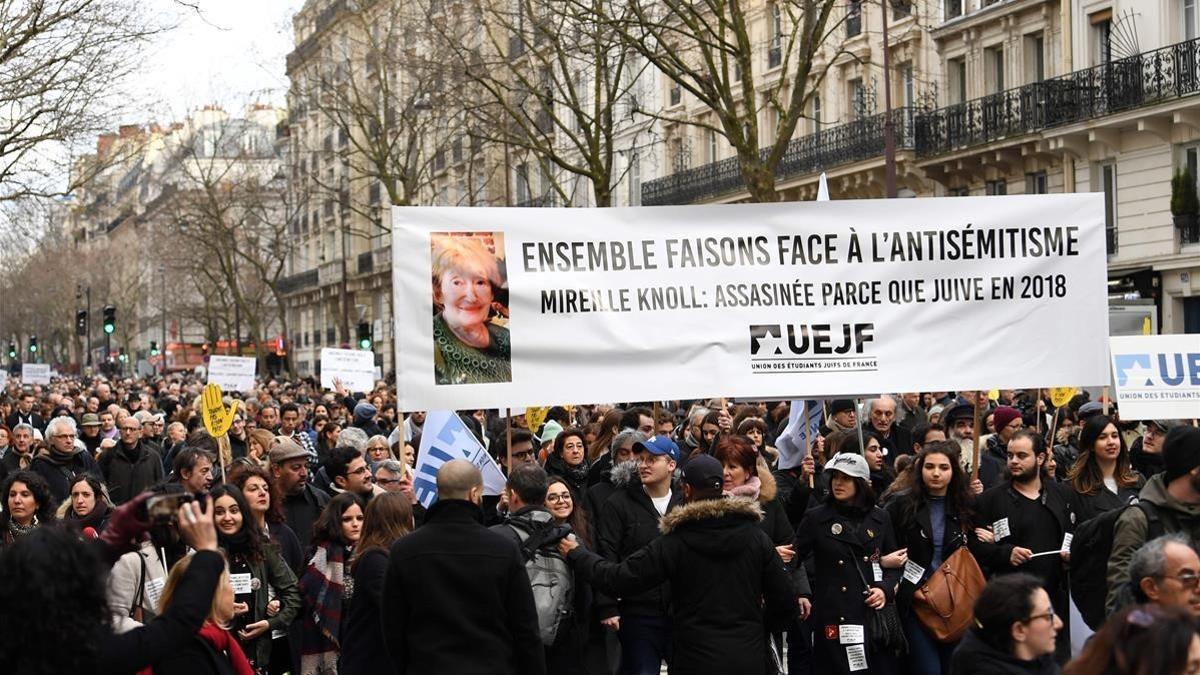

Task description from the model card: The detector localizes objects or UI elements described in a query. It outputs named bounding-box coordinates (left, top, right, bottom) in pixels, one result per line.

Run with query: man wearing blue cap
left=594, top=435, right=683, bottom=674
left=563, top=453, right=798, bottom=675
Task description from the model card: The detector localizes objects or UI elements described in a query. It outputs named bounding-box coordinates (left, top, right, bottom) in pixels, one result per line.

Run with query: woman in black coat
left=152, top=553, right=255, bottom=675
left=884, top=441, right=983, bottom=675
left=542, top=428, right=590, bottom=498
left=339, top=492, right=414, bottom=675
left=794, top=452, right=902, bottom=675
left=1065, top=415, right=1144, bottom=525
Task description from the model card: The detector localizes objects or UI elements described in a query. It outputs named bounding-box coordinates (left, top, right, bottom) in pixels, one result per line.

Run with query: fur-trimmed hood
left=660, top=496, right=762, bottom=535
left=609, top=459, right=641, bottom=488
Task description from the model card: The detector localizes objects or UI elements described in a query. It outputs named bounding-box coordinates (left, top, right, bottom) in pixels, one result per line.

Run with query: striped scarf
left=298, top=542, right=348, bottom=674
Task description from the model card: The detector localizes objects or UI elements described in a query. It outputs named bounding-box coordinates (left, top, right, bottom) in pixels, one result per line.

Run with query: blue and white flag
left=413, top=410, right=507, bottom=509
left=775, top=399, right=824, bottom=470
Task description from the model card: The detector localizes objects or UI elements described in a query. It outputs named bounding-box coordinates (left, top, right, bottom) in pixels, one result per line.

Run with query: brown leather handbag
left=912, top=545, right=986, bottom=643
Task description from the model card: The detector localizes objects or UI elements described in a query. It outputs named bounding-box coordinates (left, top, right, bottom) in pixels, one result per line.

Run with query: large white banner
left=393, top=195, right=1110, bottom=410
left=21, top=363, right=50, bottom=385
left=206, top=356, right=257, bottom=393
left=412, top=411, right=507, bottom=507
left=1110, top=334, right=1200, bottom=420
left=320, top=348, right=376, bottom=393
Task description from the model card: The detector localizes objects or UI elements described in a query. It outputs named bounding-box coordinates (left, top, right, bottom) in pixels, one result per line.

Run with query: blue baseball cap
left=634, top=435, right=681, bottom=463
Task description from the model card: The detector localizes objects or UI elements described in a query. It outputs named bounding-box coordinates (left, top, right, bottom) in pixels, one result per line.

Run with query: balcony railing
left=643, top=108, right=915, bottom=206
left=643, top=35, right=1200, bottom=205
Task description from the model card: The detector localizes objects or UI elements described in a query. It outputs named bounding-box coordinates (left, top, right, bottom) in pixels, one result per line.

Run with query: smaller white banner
left=21, top=363, right=50, bottom=385
left=206, top=356, right=257, bottom=393
left=413, top=411, right=507, bottom=508
left=0, top=370, right=7, bottom=390
left=320, top=348, right=376, bottom=392
left=1110, top=335, right=1200, bottom=420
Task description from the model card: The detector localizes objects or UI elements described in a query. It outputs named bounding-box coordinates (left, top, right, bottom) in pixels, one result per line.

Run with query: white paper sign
left=872, top=562, right=883, bottom=583
left=230, top=572, right=253, bottom=594
left=144, top=576, right=165, bottom=611
left=993, top=518, right=1011, bottom=542
left=21, top=363, right=50, bottom=385
left=847, top=645, right=869, bottom=671
left=839, top=624, right=865, bottom=645
left=412, top=410, right=507, bottom=508
left=903, top=559, right=926, bottom=585
left=1110, top=334, right=1200, bottom=420
left=206, top=356, right=257, bottom=393
left=393, top=195, right=1110, bottom=409
left=1061, top=533, right=1074, bottom=553
left=0, top=369, right=7, bottom=390
left=320, top=348, right=376, bottom=393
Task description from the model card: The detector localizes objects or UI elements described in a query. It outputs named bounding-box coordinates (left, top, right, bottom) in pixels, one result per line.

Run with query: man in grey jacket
left=1107, top=426, right=1200, bottom=612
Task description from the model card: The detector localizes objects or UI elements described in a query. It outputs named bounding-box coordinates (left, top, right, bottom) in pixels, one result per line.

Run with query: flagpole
left=971, top=392, right=983, bottom=482
left=505, top=408, right=512, bottom=473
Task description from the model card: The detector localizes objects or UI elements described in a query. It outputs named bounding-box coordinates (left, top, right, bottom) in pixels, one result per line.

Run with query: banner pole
left=854, top=398, right=866, bottom=460
left=971, top=392, right=982, bottom=482
left=1036, top=389, right=1043, bottom=436
left=1048, top=407, right=1061, bottom=459
left=1102, top=387, right=1111, bottom=417
left=505, top=408, right=512, bottom=473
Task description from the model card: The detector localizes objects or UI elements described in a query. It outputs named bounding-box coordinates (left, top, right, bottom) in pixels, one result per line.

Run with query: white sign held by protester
left=413, top=411, right=506, bottom=508
left=21, top=363, right=50, bottom=385
left=205, top=356, right=257, bottom=393
left=1110, top=334, right=1200, bottom=419
left=320, top=348, right=376, bottom=392
left=393, top=195, right=1110, bottom=410
left=775, top=399, right=825, bottom=470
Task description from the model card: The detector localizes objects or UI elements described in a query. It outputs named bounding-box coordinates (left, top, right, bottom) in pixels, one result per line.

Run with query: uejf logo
left=749, top=323, right=878, bottom=374
left=1114, top=352, right=1200, bottom=387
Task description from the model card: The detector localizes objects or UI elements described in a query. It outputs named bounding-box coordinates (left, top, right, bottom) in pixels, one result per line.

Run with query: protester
left=98, top=415, right=165, bottom=505
left=544, top=426, right=591, bottom=498
left=1132, top=419, right=1176, bottom=480
left=382, top=459, right=545, bottom=674
left=298, top=491, right=364, bottom=673
left=950, top=573, right=1062, bottom=675
left=173, top=447, right=216, bottom=495
left=794, top=452, right=903, bottom=674
left=270, top=437, right=330, bottom=553
left=1067, top=414, right=1144, bottom=524
left=58, top=473, right=112, bottom=535
left=211, top=484, right=301, bottom=671
left=148, top=552, right=256, bottom=674
left=1064, top=605, right=1200, bottom=675
left=240, top=427, right=275, bottom=470
left=1108, top=426, right=1200, bottom=614
left=226, top=463, right=304, bottom=573
left=0, top=470, right=56, bottom=546
left=31, top=415, right=99, bottom=502
left=364, top=434, right=391, bottom=467
left=1118, top=533, right=1200, bottom=615
left=325, top=444, right=377, bottom=501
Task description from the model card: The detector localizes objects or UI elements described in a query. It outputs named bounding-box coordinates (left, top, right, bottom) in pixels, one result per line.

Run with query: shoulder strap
left=1137, top=500, right=1163, bottom=537
left=131, top=551, right=147, bottom=613
left=843, top=541, right=872, bottom=591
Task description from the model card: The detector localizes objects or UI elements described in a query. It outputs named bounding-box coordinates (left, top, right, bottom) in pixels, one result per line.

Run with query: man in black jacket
left=31, top=416, right=100, bottom=503
left=5, top=391, right=44, bottom=432
left=98, top=417, right=164, bottom=505
left=561, top=454, right=798, bottom=675
left=270, top=438, right=330, bottom=552
left=382, top=459, right=545, bottom=675
left=596, top=434, right=683, bottom=674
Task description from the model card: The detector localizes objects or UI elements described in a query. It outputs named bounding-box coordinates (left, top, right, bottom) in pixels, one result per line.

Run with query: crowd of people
left=0, top=377, right=1199, bottom=675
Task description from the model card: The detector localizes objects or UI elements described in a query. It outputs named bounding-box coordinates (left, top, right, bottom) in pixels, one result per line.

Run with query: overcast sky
left=131, top=0, right=307, bottom=121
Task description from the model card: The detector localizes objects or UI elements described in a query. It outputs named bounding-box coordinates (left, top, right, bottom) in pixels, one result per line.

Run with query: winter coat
left=543, top=452, right=589, bottom=498
left=98, top=441, right=164, bottom=505
left=381, top=499, right=546, bottom=675
left=583, top=459, right=628, bottom=621
left=150, top=628, right=242, bottom=675
left=108, top=540, right=168, bottom=633
left=339, top=548, right=398, bottom=675
left=1066, top=472, right=1143, bottom=525
left=30, top=447, right=100, bottom=503
left=1128, top=436, right=1164, bottom=479
left=569, top=496, right=797, bottom=675
left=225, top=545, right=301, bottom=668
left=750, top=469, right=811, bottom=600
left=884, top=495, right=981, bottom=606
left=793, top=501, right=902, bottom=675
left=1107, top=473, right=1200, bottom=612
left=282, top=482, right=330, bottom=554
left=949, top=629, right=1060, bottom=675
left=595, top=463, right=683, bottom=617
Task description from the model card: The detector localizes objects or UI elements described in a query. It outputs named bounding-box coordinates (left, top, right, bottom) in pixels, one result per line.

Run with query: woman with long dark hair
left=1067, top=415, right=1144, bottom=524
left=884, top=442, right=981, bottom=675
left=841, top=429, right=895, bottom=496
left=544, top=428, right=590, bottom=497
left=794, top=453, right=902, bottom=675
left=210, top=484, right=301, bottom=673
left=339, top=492, right=414, bottom=675
left=542, top=475, right=596, bottom=674
left=226, top=464, right=303, bottom=573
left=58, top=474, right=112, bottom=535
left=298, top=492, right=364, bottom=673
left=0, top=470, right=55, bottom=547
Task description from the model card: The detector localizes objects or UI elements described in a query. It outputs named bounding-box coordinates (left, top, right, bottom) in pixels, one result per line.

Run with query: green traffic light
left=359, top=338, right=372, bottom=350
left=29, top=345, right=36, bottom=353
left=103, top=324, right=114, bottom=334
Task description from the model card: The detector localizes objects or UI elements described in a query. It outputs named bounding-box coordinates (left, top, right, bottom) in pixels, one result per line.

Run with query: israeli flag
left=413, top=411, right=507, bottom=508
left=775, top=400, right=824, bottom=471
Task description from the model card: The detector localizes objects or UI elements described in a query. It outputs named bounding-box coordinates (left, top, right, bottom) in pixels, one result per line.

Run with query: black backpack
left=1069, top=501, right=1160, bottom=631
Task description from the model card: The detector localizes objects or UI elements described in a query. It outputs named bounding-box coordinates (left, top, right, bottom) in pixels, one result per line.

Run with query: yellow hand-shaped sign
left=1049, top=387, right=1078, bottom=408
left=201, top=383, right=239, bottom=438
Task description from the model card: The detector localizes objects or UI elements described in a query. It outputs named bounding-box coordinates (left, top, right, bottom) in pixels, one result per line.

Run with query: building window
left=1092, top=10, right=1113, bottom=65
left=986, top=46, right=1005, bottom=93
left=893, top=0, right=912, bottom=20
left=849, top=78, right=866, bottom=119
left=948, top=57, right=967, bottom=104
left=628, top=152, right=641, bottom=206
left=901, top=64, right=914, bottom=108
left=1024, top=33, right=1045, bottom=83
left=1092, top=162, right=1118, bottom=254
left=669, top=82, right=682, bottom=106
left=708, top=128, right=718, bottom=162
left=768, top=4, right=782, bottom=68
left=946, top=0, right=962, bottom=21
left=1025, top=171, right=1048, bottom=194
left=949, top=186, right=970, bottom=196
left=847, top=1, right=862, bottom=37
left=1188, top=0, right=1198, bottom=41
left=515, top=162, right=530, bottom=205
left=985, top=180, right=1007, bottom=195
left=811, top=95, right=822, bottom=134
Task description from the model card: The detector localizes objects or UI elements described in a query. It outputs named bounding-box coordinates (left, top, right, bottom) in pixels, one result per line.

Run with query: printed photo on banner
left=430, top=231, right=511, bottom=386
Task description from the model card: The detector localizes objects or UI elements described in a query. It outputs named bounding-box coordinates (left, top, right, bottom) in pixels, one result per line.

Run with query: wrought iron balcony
left=277, top=269, right=318, bottom=295
left=643, top=108, right=916, bottom=206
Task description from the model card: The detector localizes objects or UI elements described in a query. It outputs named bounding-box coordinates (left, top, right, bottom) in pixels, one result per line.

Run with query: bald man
left=380, top=460, right=545, bottom=675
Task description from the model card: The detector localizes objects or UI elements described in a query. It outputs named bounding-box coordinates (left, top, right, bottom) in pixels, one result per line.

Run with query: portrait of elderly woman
left=430, top=233, right=511, bottom=385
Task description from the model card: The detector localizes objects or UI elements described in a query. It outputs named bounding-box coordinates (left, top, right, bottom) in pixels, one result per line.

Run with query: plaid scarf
left=298, top=543, right=348, bottom=675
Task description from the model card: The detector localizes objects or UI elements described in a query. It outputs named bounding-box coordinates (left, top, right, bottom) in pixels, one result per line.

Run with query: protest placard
left=21, top=363, right=50, bottom=385
left=412, top=411, right=507, bottom=508
left=393, top=195, right=1109, bottom=410
left=320, top=348, right=376, bottom=392
left=206, top=356, right=257, bottom=393
left=1110, top=334, right=1200, bottom=419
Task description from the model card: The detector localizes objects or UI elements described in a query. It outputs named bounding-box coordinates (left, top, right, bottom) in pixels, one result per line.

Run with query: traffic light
left=75, top=310, right=88, bottom=336
left=28, top=335, right=37, bottom=354
left=102, top=305, right=116, bottom=335
left=118, top=348, right=127, bottom=362
left=357, top=321, right=373, bottom=350
left=149, top=340, right=159, bottom=356
left=6, top=342, right=14, bottom=359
